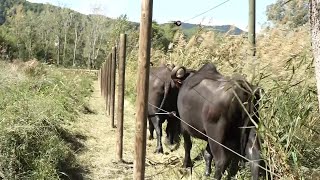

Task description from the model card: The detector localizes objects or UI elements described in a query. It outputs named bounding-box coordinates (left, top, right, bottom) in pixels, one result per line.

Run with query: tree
left=0, top=0, right=141, bottom=69
left=151, top=21, right=172, bottom=52
left=72, top=16, right=85, bottom=67
left=309, top=0, right=320, bottom=110
left=266, top=0, right=309, bottom=27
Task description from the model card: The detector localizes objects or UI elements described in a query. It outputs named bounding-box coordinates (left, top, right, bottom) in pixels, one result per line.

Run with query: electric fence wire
left=182, top=0, right=232, bottom=23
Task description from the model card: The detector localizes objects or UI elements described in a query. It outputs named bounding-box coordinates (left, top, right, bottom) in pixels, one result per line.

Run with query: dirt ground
left=73, top=80, right=206, bottom=180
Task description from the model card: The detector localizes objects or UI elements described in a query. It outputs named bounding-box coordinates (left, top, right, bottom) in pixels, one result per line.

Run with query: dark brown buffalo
left=170, top=63, right=264, bottom=179
left=147, top=63, right=183, bottom=153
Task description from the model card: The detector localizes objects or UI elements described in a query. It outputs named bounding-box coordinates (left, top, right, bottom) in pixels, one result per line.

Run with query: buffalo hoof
left=182, top=161, right=192, bottom=168
left=165, top=137, right=173, bottom=145
left=154, top=147, right=163, bottom=154
left=148, top=135, right=154, bottom=140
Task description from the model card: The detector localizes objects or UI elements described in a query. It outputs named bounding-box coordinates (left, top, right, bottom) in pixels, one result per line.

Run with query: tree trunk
left=44, top=33, right=48, bottom=63
left=91, top=28, right=97, bottom=67
left=93, top=33, right=103, bottom=67
left=62, top=27, right=67, bottom=66
left=310, top=0, right=320, bottom=110
left=57, top=38, right=60, bottom=66
left=73, top=24, right=78, bottom=67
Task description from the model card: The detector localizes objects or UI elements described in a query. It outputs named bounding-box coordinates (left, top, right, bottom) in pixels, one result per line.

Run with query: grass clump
left=0, top=61, right=93, bottom=180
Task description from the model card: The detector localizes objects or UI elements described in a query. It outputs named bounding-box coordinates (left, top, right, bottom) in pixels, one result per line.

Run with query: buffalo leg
left=152, top=116, right=163, bottom=153
left=226, top=157, right=240, bottom=180
left=148, top=118, right=155, bottom=140
left=245, top=128, right=261, bottom=180
left=207, top=120, right=230, bottom=180
left=165, top=118, right=178, bottom=145
left=165, top=120, right=172, bottom=145
left=204, top=143, right=213, bottom=176
left=209, top=142, right=229, bottom=180
left=182, top=131, right=192, bottom=168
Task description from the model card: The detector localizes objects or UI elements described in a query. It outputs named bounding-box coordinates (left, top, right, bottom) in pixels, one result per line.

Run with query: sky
left=26, top=0, right=277, bottom=32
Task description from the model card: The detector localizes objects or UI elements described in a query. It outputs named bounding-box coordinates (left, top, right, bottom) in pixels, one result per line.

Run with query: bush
left=0, top=61, right=93, bottom=179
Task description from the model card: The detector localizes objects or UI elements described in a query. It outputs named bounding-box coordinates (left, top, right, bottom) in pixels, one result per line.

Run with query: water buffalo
left=170, top=63, right=264, bottom=179
left=147, top=63, right=183, bottom=153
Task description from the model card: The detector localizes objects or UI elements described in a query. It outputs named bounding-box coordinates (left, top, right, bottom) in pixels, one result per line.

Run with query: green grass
left=0, top=61, right=94, bottom=180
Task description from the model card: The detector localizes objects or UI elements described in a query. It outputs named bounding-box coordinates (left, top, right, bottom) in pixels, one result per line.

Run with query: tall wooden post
left=100, top=64, right=104, bottom=97
left=105, top=58, right=109, bottom=111
left=104, top=61, right=108, bottom=100
left=248, top=0, right=256, bottom=56
left=310, top=0, right=320, bottom=110
left=107, top=53, right=112, bottom=115
left=116, top=34, right=127, bottom=161
left=110, top=47, right=117, bottom=128
left=99, top=66, right=103, bottom=96
left=134, top=0, right=153, bottom=179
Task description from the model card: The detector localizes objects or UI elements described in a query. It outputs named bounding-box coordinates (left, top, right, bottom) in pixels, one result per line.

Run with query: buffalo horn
left=171, top=65, right=186, bottom=80
left=166, top=63, right=175, bottom=71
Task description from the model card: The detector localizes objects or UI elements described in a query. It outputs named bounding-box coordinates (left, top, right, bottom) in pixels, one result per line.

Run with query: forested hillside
left=0, top=0, right=138, bottom=68
left=0, top=0, right=244, bottom=69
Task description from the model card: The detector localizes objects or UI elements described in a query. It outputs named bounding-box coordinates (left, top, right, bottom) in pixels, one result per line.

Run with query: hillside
left=0, top=0, right=46, bottom=25
left=172, top=22, right=244, bottom=36
left=0, top=0, right=244, bottom=35
left=0, top=0, right=246, bottom=68
left=0, top=0, right=127, bottom=68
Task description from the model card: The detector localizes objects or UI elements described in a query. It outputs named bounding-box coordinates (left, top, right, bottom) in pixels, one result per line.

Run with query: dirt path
left=74, top=80, right=202, bottom=180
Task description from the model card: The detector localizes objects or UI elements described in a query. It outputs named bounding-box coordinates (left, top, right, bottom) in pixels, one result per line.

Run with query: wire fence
left=182, top=0, right=232, bottom=23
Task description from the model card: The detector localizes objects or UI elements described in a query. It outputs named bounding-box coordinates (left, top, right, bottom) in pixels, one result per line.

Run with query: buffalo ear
left=172, top=78, right=182, bottom=88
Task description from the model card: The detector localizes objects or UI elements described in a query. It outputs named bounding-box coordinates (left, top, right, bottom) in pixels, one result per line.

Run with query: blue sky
left=27, top=0, right=276, bottom=32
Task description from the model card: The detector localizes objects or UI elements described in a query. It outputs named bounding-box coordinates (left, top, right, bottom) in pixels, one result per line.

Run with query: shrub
left=0, top=61, right=93, bottom=179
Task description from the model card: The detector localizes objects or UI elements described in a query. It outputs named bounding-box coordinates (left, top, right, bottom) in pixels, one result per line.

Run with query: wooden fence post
left=134, top=0, right=153, bottom=179
left=105, top=58, right=109, bottom=111
left=104, top=61, right=108, bottom=100
left=104, top=62, right=108, bottom=99
left=99, top=66, right=103, bottom=96
left=100, top=65, right=103, bottom=96
left=249, top=0, right=256, bottom=56
left=116, top=34, right=127, bottom=161
left=107, top=53, right=112, bottom=115
left=110, top=46, right=117, bottom=128
left=103, top=61, right=107, bottom=98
